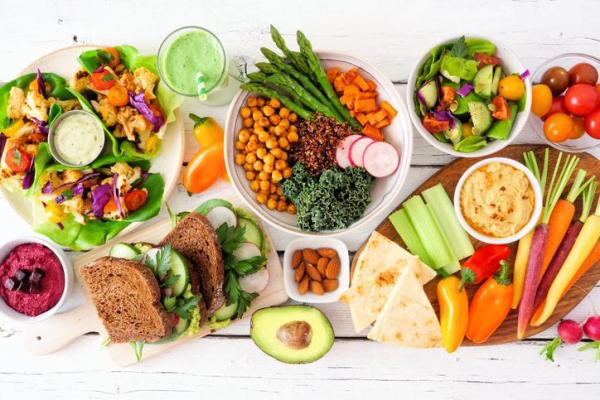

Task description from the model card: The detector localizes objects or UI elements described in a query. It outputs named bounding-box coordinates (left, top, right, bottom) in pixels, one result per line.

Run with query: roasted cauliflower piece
left=116, top=106, right=151, bottom=141
left=63, top=169, right=84, bottom=183
left=91, top=98, right=117, bottom=127
left=119, top=71, right=137, bottom=92
left=49, top=98, right=81, bottom=112
left=134, top=67, right=158, bottom=99
left=70, top=69, right=91, bottom=93
left=7, top=87, right=26, bottom=120
left=22, top=90, right=50, bottom=121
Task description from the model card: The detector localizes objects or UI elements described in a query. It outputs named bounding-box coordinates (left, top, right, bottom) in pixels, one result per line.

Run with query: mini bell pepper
left=459, top=244, right=510, bottom=291
left=190, top=113, right=224, bottom=148
left=466, top=260, right=513, bottom=344
left=183, top=142, right=225, bottom=194
left=437, top=276, right=469, bottom=353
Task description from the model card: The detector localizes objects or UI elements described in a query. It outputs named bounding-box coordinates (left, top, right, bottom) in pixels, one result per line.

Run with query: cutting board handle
left=21, top=301, right=103, bottom=355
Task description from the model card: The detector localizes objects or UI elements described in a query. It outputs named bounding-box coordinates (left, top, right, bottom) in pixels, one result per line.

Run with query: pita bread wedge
left=339, top=232, right=436, bottom=333
left=368, top=268, right=442, bottom=348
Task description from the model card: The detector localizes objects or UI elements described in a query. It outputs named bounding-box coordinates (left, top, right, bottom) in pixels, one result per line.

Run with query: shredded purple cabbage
left=416, top=89, right=429, bottom=109
left=47, top=172, right=101, bottom=193
left=31, top=117, right=49, bottom=134
left=520, top=70, right=530, bottom=80
left=0, top=134, right=6, bottom=157
left=133, top=172, right=149, bottom=189
left=129, top=92, right=164, bottom=133
left=112, top=174, right=124, bottom=218
left=72, top=183, right=84, bottom=196
left=42, top=181, right=53, bottom=194
left=22, top=157, right=35, bottom=190
left=55, top=195, right=66, bottom=204
left=435, top=75, right=442, bottom=99
left=457, top=82, right=474, bottom=98
left=36, top=69, right=45, bottom=96
left=91, top=184, right=111, bottom=218
left=432, top=110, right=456, bottom=129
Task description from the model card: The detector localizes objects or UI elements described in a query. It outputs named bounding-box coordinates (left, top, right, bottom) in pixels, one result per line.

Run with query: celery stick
left=389, top=208, right=434, bottom=268
left=426, top=203, right=461, bottom=275
left=422, top=183, right=474, bottom=260
left=403, top=196, right=453, bottom=270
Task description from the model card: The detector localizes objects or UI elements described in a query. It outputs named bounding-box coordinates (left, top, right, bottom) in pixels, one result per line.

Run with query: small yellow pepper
left=190, top=113, right=224, bottom=148
left=2, top=119, right=25, bottom=137
left=145, top=135, right=161, bottom=157
left=437, top=276, right=469, bottom=353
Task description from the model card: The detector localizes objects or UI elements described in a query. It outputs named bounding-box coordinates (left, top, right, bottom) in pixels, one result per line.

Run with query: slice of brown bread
left=80, top=256, right=172, bottom=343
left=159, top=212, right=225, bottom=315
left=184, top=251, right=208, bottom=327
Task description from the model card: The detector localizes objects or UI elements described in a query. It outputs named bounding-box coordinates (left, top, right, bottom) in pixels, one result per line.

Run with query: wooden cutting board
left=20, top=193, right=289, bottom=366
left=351, top=144, right=600, bottom=345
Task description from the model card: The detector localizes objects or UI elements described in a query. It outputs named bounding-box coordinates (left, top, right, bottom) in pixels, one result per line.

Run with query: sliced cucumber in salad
left=213, top=301, right=238, bottom=321
left=168, top=250, right=190, bottom=298
left=109, top=243, right=140, bottom=259
left=238, top=218, right=263, bottom=249
left=173, top=316, right=191, bottom=335
left=473, top=64, right=494, bottom=98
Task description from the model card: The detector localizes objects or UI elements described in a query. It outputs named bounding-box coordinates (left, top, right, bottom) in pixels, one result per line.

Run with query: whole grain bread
left=80, top=257, right=172, bottom=343
left=159, top=212, right=225, bottom=315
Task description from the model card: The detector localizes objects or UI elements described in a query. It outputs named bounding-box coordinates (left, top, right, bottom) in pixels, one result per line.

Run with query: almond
left=326, top=256, right=341, bottom=279
left=323, top=279, right=339, bottom=292
left=291, top=250, right=302, bottom=269
left=298, top=275, right=309, bottom=294
left=317, top=247, right=338, bottom=258
left=306, top=263, right=322, bottom=282
left=310, top=280, right=325, bottom=295
left=294, top=262, right=306, bottom=283
left=302, top=248, right=320, bottom=265
left=317, top=257, right=329, bottom=277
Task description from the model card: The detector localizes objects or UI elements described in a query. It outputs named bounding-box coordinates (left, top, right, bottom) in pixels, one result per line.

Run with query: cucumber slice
left=238, top=218, right=263, bottom=249
left=213, top=301, right=238, bottom=321
left=417, top=79, right=438, bottom=108
left=473, top=64, right=494, bottom=98
left=169, top=249, right=190, bottom=298
left=109, top=243, right=140, bottom=260
left=173, top=317, right=191, bottom=335
left=491, top=66, right=503, bottom=97
left=194, top=199, right=234, bottom=216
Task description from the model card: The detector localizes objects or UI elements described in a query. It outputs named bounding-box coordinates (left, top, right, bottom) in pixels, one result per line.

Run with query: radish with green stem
left=539, top=319, right=583, bottom=361
left=578, top=316, right=600, bottom=362
left=517, top=153, right=580, bottom=339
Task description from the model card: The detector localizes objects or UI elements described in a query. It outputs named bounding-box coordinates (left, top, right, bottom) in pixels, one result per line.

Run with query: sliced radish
left=336, top=134, right=363, bottom=169
left=349, top=137, right=374, bottom=168
left=239, top=268, right=270, bottom=293
left=142, top=247, right=160, bottom=265
left=362, top=141, right=400, bottom=178
left=233, top=241, right=262, bottom=261
left=206, top=206, right=237, bottom=230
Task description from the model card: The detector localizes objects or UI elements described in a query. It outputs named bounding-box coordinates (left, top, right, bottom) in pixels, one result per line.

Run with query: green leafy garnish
left=163, top=296, right=177, bottom=312
left=449, top=36, right=469, bottom=58
left=144, top=245, right=172, bottom=277
left=172, top=296, right=201, bottom=320
left=216, top=223, right=245, bottom=253
left=166, top=203, right=189, bottom=228
left=160, top=274, right=180, bottom=289
left=99, top=336, right=111, bottom=349
left=13, top=148, right=22, bottom=167
left=130, top=341, right=145, bottom=363
left=101, top=73, right=116, bottom=83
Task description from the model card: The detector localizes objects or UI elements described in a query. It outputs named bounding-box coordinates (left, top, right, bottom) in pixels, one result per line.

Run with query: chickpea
left=279, top=107, right=290, bottom=118
left=238, top=129, right=250, bottom=143
left=269, top=114, right=281, bottom=126
left=242, top=117, right=253, bottom=128
left=284, top=144, right=291, bottom=151
left=270, top=182, right=278, bottom=193
left=281, top=151, right=288, bottom=161
left=235, top=153, right=246, bottom=165
left=279, top=119, right=290, bottom=129
left=246, top=171, right=256, bottom=180
left=240, top=107, right=251, bottom=119
left=235, top=141, right=246, bottom=150
left=252, top=110, right=263, bottom=121
left=256, top=147, right=267, bottom=160
left=276, top=186, right=283, bottom=195
left=263, top=163, right=274, bottom=173
left=289, top=125, right=297, bottom=133
left=259, top=189, right=270, bottom=197
left=279, top=194, right=287, bottom=201
left=272, top=170, right=283, bottom=182
left=275, top=159, right=287, bottom=171
left=289, top=113, right=298, bottom=123
left=278, top=137, right=289, bottom=148
left=245, top=153, right=257, bottom=164
left=253, top=160, right=264, bottom=171
left=257, top=97, right=266, bottom=107
left=256, top=193, right=267, bottom=204
left=247, top=128, right=254, bottom=134
left=243, top=163, right=254, bottom=172
left=258, top=171, right=271, bottom=181
left=287, top=203, right=297, bottom=214
left=253, top=122, right=262, bottom=131
left=269, top=193, right=279, bottom=201
left=267, top=198, right=277, bottom=210
left=246, top=141, right=258, bottom=152
left=283, top=167, right=293, bottom=179
left=249, top=134, right=258, bottom=142
left=250, top=106, right=259, bottom=113
left=271, top=148, right=283, bottom=159
left=247, top=97, right=257, bottom=107
left=258, top=117, right=270, bottom=127
left=262, top=105, right=275, bottom=117
left=263, top=153, right=275, bottom=165
left=266, top=137, right=278, bottom=149
left=268, top=126, right=276, bottom=135
left=250, top=180, right=260, bottom=192
left=274, top=125, right=286, bottom=136
left=287, top=131, right=299, bottom=143
left=259, top=180, right=271, bottom=192
left=277, top=200, right=287, bottom=212
left=269, top=98, right=281, bottom=108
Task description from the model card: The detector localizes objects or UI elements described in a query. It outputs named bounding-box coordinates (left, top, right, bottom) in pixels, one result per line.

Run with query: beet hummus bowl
left=0, top=236, right=72, bottom=324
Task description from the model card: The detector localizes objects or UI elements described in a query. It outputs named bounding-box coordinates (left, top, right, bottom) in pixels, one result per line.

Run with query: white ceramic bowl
left=0, top=236, right=73, bottom=324
left=225, top=51, right=413, bottom=236
left=453, top=157, right=542, bottom=244
left=283, top=238, right=349, bottom=304
left=407, top=35, right=532, bottom=158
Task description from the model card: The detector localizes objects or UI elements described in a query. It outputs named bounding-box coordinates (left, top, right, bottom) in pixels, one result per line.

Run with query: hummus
left=460, top=162, right=535, bottom=238
left=0, top=243, right=64, bottom=316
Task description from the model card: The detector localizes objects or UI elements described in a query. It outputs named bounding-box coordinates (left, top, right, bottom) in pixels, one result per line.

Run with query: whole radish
left=539, top=319, right=583, bottom=361
left=578, top=316, right=600, bottom=362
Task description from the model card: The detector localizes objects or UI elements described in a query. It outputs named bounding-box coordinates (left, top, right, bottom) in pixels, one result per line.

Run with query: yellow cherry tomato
left=531, top=84, right=553, bottom=117
left=189, top=113, right=224, bottom=148
left=45, top=202, right=67, bottom=224
left=569, top=116, right=586, bottom=139
left=145, top=135, right=161, bottom=156
left=498, top=75, right=525, bottom=101
left=462, top=122, right=474, bottom=138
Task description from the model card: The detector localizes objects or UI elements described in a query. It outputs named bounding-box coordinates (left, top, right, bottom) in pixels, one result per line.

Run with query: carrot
left=342, top=68, right=358, bottom=84
left=334, top=75, right=345, bottom=93
left=354, top=75, right=370, bottom=91
left=374, top=118, right=391, bottom=129
left=373, top=109, right=388, bottom=122
left=326, top=68, right=340, bottom=84
left=380, top=100, right=397, bottom=119
left=354, top=98, right=377, bottom=113
left=366, top=80, right=377, bottom=92
left=356, top=113, right=368, bottom=126
left=343, top=84, right=360, bottom=96
left=362, top=124, right=383, bottom=141
left=366, top=113, right=377, bottom=126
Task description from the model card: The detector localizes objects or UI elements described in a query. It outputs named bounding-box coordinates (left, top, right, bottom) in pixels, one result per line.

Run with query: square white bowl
left=283, top=238, right=350, bottom=303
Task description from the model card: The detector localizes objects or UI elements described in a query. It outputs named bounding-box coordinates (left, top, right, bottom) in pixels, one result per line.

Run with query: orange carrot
left=539, top=200, right=575, bottom=279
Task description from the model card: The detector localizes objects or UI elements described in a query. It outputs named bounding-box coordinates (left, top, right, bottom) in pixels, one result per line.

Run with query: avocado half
left=250, top=305, right=334, bottom=364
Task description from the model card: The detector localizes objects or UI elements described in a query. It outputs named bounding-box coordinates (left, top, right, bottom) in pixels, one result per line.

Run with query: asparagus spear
left=240, top=83, right=313, bottom=120
left=255, top=62, right=280, bottom=75
left=247, top=72, right=269, bottom=83
left=265, top=73, right=342, bottom=121
left=260, top=48, right=342, bottom=120
left=270, top=25, right=312, bottom=77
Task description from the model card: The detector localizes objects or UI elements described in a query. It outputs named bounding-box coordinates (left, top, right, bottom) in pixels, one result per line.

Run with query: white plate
left=0, top=45, right=184, bottom=240
left=225, top=51, right=413, bottom=237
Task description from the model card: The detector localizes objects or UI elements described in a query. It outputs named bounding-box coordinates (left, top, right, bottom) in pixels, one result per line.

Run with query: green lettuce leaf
left=120, top=141, right=160, bottom=160
left=440, top=56, right=478, bottom=83
left=77, top=49, right=116, bottom=74
left=465, top=38, right=496, bottom=56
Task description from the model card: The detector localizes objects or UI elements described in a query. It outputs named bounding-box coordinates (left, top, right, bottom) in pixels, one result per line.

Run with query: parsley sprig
left=449, top=36, right=469, bottom=58
left=144, top=245, right=173, bottom=277
left=163, top=295, right=201, bottom=320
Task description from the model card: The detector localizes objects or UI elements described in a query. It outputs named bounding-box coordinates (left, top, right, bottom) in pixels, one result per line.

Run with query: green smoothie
left=162, top=29, right=226, bottom=95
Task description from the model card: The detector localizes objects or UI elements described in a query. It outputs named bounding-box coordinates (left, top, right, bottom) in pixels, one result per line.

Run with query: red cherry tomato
left=584, top=108, right=600, bottom=139
left=90, top=69, right=117, bottom=91
left=543, top=95, right=569, bottom=120
left=564, top=84, right=598, bottom=116
left=492, top=95, right=510, bottom=120
left=473, top=53, right=500, bottom=68
left=544, top=113, right=573, bottom=143
left=124, top=189, right=148, bottom=211
left=569, top=63, right=599, bottom=86
left=596, top=83, right=600, bottom=107
left=5, top=146, right=32, bottom=172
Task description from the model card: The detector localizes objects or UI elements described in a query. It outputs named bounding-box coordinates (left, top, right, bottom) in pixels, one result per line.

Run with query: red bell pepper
left=458, top=244, right=511, bottom=291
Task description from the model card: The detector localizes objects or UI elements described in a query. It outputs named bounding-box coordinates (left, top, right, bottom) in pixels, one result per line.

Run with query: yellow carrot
left=512, top=226, right=535, bottom=309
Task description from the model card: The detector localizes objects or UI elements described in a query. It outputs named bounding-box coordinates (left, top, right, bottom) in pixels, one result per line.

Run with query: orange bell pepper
left=437, top=276, right=469, bottom=353
left=183, top=142, right=225, bottom=194
left=466, top=260, right=513, bottom=344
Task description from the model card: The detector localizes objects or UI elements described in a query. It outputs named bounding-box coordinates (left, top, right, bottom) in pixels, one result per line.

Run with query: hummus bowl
left=454, top=157, right=543, bottom=245
left=0, top=236, right=73, bottom=324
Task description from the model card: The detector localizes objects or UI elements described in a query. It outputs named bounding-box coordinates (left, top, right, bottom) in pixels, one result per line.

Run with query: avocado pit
left=277, top=321, right=313, bottom=350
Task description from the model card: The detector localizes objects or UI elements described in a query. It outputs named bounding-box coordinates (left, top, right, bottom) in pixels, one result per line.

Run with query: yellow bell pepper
left=145, top=135, right=161, bottom=156
left=437, top=276, right=469, bottom=353
left=2, top=119, right=25, bottom=137
left=190, top=113, right=224, bottom=148
left=45, top=202, right=67, bottom=224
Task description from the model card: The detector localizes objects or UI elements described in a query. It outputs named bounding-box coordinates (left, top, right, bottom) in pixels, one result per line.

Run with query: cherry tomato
left=473, top=53, right=500, bottom=68
left=107, top=85, right=129, bottom=107
left=498, top=75, right=525, bottom=101
left=462, top=122, right=474, bottom=137
left=569, top=63, right=598, bottom=86
left=564, top=84, right=598, bottom=116
left=569, top=116, right=586, bottom=139
left=544, top=113, right=574, bottom=142
left=531, top=84, right=553, bottom=117
left=492, top=95, right=510, bottom=120
left=183, top=142, right=225, bottom=194
left=542, top=95, right=569, bottom=120
left=423, top=114, right=450, bottom=133
left=541, top=66, right=570, bottom=96
left=584, top=108, right=600, bottom=139
left=5, top=146, right=32, bottom=172
left=102, top=47, right=121, bottom=68
left=596, top=83, right=600, bottom=107
left=90, top=69, right=117, bottom=91
left=124, top=189, right=148, bottom=211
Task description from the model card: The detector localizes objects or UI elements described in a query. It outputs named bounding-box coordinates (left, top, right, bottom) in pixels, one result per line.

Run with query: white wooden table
left=0, top=0, right=599, bottom=398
